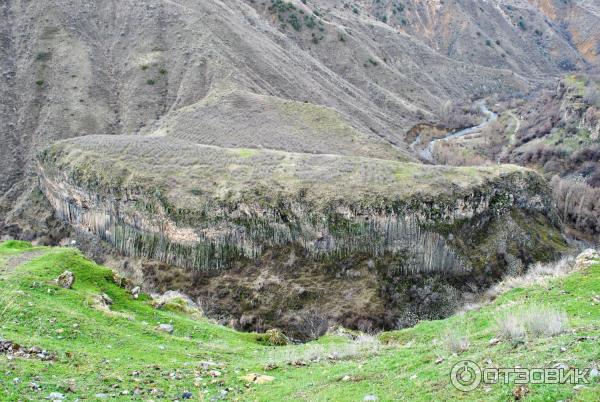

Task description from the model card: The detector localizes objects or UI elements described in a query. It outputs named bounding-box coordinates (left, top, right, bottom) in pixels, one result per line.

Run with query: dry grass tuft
left=444, top=329, right=470, bottom=354
left=487, top=255, right=577, bottom=298
left=496, top=306, right=569, bottom=341
left=264, top=334, right=381, bottom=366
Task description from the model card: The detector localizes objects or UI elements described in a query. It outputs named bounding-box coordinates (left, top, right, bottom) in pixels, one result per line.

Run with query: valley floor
left=0, top=241, right=598, bottom=401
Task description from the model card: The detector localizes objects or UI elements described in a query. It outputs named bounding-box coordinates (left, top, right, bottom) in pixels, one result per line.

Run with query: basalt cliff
left=37, top=136, right=566, bottom=337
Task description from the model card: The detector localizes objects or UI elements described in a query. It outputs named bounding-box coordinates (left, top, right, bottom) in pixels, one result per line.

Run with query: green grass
left=236, top=148, right=256, bottom=158
left=1, top=241, right=598, bottom=401
left=41, top=135, right=530, bottom=212
left=545, top=127, right=594, bottom=152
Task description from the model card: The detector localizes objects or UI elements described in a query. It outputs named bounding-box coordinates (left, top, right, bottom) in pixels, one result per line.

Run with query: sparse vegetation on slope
left=0, top=242, right=598, bottom=401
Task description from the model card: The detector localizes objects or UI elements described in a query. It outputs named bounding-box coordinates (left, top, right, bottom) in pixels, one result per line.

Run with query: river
left=413, top=102, right=498, bottom=163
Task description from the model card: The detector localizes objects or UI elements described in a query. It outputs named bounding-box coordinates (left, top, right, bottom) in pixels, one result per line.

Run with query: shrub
left=304, top=15, right=316, bottom=28
left=583, top=86, right=600, bottom=106
left=147, top=79, right=155, bottom=85
left=527, top=309, right=568, bottom=337
left=288, top=14, right=301, bottom=31
left=551, top=176, right=600, bottom=235
left=558, top=58, right=576, bottom=71
left=35, top=52, right=51, bottom=62
left=255, top=329, right=289, bottom=346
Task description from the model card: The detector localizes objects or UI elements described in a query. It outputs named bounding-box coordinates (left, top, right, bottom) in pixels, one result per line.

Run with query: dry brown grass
left=264, top=334, right=381, bottom=366
left=444, top=328, right=470, bottom=354
left=495, top=306, right=569, bottom=341
left=459, top=252, right=588, bottom=315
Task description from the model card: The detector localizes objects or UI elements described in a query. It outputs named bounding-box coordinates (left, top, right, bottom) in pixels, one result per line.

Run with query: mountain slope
left=0, top=241, right=598, bottom=401
left=3, top=0, right=599, bottom=225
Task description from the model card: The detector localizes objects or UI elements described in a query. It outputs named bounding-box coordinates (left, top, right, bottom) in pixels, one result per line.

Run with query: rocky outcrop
left=38, top=136, right=560, bottom=275
left=36, top=136, right=567, bottom=338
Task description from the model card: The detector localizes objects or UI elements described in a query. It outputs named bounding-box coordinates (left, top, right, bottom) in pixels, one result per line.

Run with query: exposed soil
left=0, top=249, right=48, bottom=278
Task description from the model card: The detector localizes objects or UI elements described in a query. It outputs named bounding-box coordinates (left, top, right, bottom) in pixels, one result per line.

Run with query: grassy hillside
left=0, top=240, right=598, bottom=401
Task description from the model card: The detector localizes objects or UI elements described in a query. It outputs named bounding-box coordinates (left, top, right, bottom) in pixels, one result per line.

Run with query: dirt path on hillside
left=0, top=250, right=49, bottom=278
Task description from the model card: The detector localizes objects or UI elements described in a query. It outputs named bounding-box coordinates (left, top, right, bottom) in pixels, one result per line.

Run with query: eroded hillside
left=3, top=0, right=599, bottom=230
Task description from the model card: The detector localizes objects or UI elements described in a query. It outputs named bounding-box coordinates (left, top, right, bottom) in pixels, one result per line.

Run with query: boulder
left=56, top=271, right=74, bottom=289
left=151, top=291, right=200, bottom=316
left=575, top=249, right=600, bottom=270
left=156, top=323, right=174, bottom=334
left=255, top=329, right=289, bottom=346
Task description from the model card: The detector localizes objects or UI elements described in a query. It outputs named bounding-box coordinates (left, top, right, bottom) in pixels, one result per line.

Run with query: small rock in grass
left=94, top=393, right=108, bottom=399
left=363, top=395, right=378, bottom=401
left=264, top=363, right=278, bottom=371
left=57, top=271, right=75, bottom=289
left=554, top=363, right=570, bottom=370
left=131, top=286, right=140, bottom=299
left=182, top=391, right=193, bottom=399
left=575, top=249, right=600, bottom=270
left=156, top=324, right=174, bottom=334
left=488, top=337, right=501, bottom=346
left=101, top=293, right=113, bottom=305
left=341, top=375, right=351, bottom=382
left=435, top=357, right=444, bottom=364
left=46, top=392, right=65, bottom=400
left=151, top=290, right=200, bottom=316
left=240, top=373, right=274, bottom=384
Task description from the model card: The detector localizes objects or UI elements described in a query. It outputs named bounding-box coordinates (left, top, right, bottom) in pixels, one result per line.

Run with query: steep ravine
left=36, top=136, right=568, bottom=338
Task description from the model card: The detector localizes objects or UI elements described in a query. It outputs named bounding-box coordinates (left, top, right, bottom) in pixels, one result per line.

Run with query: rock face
left=38, top=136, right=561, bottom=273
left=37, top=135, right=567, bottom=338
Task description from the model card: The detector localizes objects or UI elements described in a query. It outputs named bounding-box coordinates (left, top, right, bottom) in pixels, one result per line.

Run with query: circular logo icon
left=450, top=360, right=482, bottom=392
